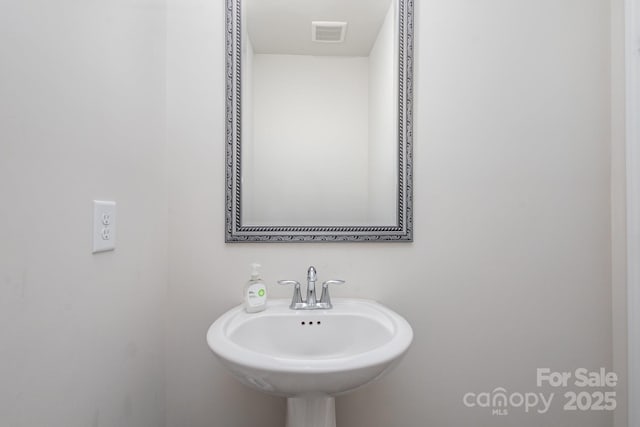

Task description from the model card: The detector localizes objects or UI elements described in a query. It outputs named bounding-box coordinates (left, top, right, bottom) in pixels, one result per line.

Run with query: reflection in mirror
left=243, top=0, right=398, bottom=227
left=226, top=0, right=413, bottom=242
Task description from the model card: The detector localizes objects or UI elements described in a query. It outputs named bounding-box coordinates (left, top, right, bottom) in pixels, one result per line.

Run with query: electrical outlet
left=93, top=200, right=116, bottom=253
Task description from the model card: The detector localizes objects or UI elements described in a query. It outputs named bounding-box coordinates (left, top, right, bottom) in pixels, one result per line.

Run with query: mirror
left=225, top=0, right=413, bottom=242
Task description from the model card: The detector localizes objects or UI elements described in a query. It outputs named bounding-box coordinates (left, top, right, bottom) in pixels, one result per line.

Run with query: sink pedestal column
left=286, top=394, right=336, bottom=427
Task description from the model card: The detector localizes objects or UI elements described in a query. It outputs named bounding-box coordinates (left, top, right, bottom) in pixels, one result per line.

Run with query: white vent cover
left=311, top=21, right=348, bottom=43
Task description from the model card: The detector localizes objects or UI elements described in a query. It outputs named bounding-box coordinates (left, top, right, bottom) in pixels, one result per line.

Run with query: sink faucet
left=278, top=266, right=344, bottom=310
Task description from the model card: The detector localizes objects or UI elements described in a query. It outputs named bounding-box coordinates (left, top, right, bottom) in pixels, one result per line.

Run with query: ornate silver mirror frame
left=225, top=0, right=414, bottom=242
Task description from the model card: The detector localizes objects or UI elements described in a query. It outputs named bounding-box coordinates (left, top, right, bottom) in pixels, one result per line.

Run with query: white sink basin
left=207, top=298, right=413, bottom=427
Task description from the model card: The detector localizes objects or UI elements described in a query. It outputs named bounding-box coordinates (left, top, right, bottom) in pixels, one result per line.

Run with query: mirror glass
left=225, top=0, right=413, bottom=242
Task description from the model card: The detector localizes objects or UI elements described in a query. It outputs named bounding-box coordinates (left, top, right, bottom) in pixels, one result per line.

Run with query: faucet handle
left=322, top=280, right=345, bottom=287
left=278, top=280, right=303, bottom=309
left=319, top=280, right=345, bottom=308
left=278, top=280, right=300, bottom=286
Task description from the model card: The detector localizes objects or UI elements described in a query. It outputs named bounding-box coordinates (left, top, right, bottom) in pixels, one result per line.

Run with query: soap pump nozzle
left=250, top=263, right=261, bottom=280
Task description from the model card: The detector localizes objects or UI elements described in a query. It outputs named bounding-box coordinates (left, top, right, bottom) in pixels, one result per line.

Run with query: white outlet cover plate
left=93, top=200, right=116, bottom=253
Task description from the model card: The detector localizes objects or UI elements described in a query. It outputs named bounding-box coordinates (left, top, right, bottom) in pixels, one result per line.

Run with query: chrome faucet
left=278, top=266, right=344, bottom=310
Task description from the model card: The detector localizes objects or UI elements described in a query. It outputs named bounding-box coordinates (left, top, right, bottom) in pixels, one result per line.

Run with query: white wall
left=368, top=0, right=399, bottom=225
left=167, top=2, right=615, bottom=427
left=0, top=1, right=168, bottom=427
left=247, top=54, right=369, bottom=226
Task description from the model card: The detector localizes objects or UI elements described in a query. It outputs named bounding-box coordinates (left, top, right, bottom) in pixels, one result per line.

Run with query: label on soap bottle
left=246, top=283, right=266, bottom=307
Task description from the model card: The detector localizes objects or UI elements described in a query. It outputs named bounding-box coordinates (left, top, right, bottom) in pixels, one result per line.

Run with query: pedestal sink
left=206, top=298, right=413, bottom=427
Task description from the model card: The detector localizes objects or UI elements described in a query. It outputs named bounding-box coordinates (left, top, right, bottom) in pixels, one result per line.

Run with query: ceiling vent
left=311, top=21, right=348, bottom=43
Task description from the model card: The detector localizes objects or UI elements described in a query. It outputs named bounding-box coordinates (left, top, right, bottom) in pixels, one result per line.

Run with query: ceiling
left=245, top=0, right=393, bottom=56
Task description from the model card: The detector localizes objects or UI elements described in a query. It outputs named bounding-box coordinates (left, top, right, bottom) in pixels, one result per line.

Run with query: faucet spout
left=306, top=266, right=317, bottom=306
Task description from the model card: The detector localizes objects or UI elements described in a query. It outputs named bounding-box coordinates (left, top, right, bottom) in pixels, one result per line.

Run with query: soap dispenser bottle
left=244, top=263, right=267, bottom=313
